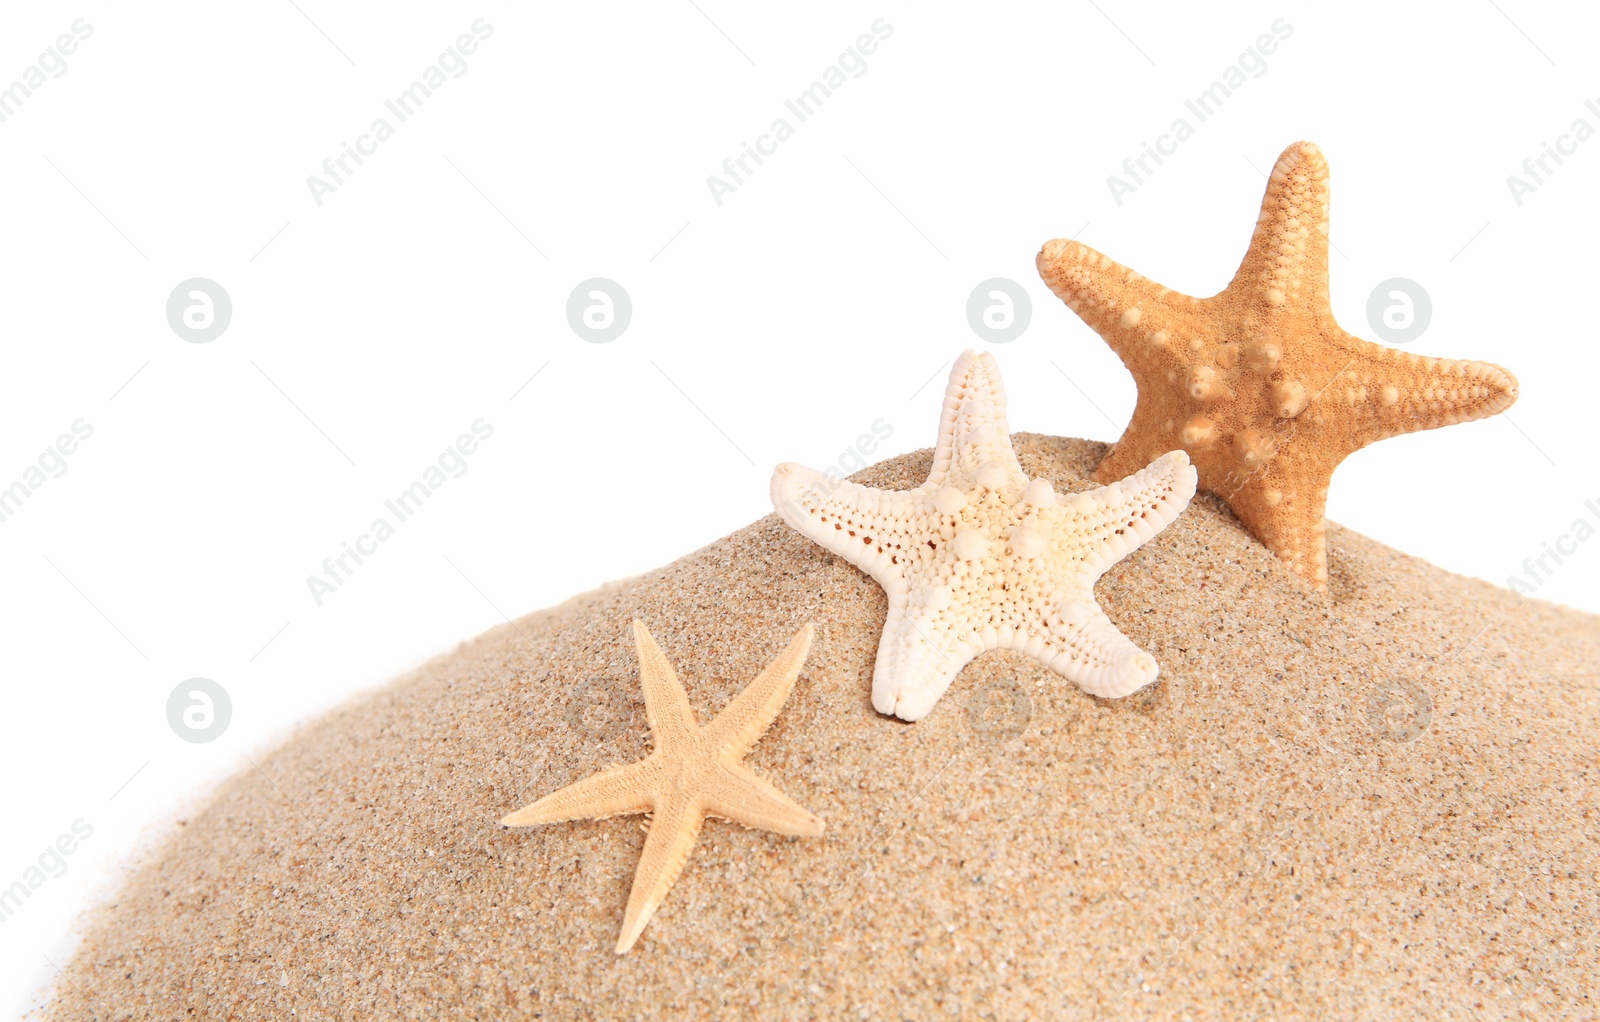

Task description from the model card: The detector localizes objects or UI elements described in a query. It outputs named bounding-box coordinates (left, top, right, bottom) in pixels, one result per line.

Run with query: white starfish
left=770, top=351, right=1198, bottom=721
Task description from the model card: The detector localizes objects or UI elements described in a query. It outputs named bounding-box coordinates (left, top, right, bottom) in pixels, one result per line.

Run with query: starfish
left=501, top=620, right=823, bottom=954
left=1036, top=140, right=1519, bottom=588
left=770, top=351, right=1197, bottom=721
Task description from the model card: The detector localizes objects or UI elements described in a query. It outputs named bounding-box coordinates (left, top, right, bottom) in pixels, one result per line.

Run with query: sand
left=40, top=436, right=1600, bottom=1021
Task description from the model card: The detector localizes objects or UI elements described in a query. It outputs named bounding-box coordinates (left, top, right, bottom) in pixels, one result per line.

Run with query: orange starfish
left=1036, top=141, right=1518, bottom=587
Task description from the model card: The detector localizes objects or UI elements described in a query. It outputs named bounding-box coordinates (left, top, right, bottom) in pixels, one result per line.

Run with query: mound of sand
left=42, top=437, right=1599, bottom=1020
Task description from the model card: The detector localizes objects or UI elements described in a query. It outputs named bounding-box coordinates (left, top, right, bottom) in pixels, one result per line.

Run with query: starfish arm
left=703, top=624, right=813, bottom=758
left=1032, top=598, right=1161, bottom=699
left=616, top=791, right=704, bottom=954
left=1091, top=399, right=1173, bottom=484
left=871, top=599, right=985, bottom=721
left=925, top=350, right=1027, bottom=492
left=500, top=760, right=654, bottom=827
left=1055, top=450, right=1198, bottom=582
left=1216, top=458, right=1334, bottom=587
left=703, top=762, right=824, bottom=838
left=1223, top=141, right=1332, bottom=315
left=631, top=619, right=700, bottom=745
left=1036, top=238, right=1197, bottom=367
left=1323, top=336, right=1519, bottom=453
left=770, top=463, right=927, bottom=587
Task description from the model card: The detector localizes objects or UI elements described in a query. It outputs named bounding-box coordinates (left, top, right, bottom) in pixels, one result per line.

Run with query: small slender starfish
left=1037, top=140, right=1518, bottom=587
left=501, top=620, right=822, bottom=954
left=771, top=351, right=1197, bottom=721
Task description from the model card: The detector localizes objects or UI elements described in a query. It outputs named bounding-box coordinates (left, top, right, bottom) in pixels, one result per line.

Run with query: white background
left=2, top=1, right=1595, bottom=1015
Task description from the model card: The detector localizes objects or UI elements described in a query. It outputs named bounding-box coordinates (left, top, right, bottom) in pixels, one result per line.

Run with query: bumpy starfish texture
left=501, top=620, right=822, bottom=954
left=1036, top=141, right=1518, bottom=588
left=771, top=351, right=1197, bottom=721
